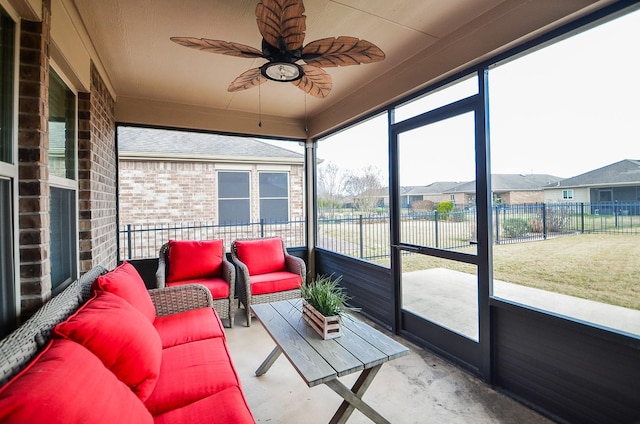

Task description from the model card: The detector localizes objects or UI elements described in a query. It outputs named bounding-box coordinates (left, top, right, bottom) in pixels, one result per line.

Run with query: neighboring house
left=449, top=174, right=564, bottom=207
left=543, top=159, right=640, bottom=208
left=118, top=127, right=305, bottom=225
left=406, top=182, right=463, bottom=207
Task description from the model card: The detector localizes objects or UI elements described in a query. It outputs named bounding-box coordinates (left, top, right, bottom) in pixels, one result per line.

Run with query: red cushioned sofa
left=231, top=236, right=306, bottom=326
left=0, top=262, right=254, bottom=424
left=156, top=239, right=236, bottom=327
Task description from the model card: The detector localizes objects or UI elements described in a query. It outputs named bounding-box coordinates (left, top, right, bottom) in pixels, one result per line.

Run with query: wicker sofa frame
left=0, top=265, right=215, bottom=386
left=230, top=237, right=306, bottom=327
left=155, top=241, right=235, bottom=327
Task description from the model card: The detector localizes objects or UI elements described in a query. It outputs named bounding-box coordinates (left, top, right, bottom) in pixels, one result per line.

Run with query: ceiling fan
left=170, top=0, right=385, bottom=98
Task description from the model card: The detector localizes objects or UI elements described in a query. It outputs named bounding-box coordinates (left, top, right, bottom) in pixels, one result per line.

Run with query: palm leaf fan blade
left=228, top=68, right=267, bottom=92
left=170, top=37, right=263, bottom=58
left=292, top=64, right=332, bottom=98
left=303, top=36, right=385, bottom=68
left=256, top=0, right=306, bottom=50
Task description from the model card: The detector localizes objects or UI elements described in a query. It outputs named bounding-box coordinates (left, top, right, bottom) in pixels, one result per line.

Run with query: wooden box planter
left=302, top=300, right=342, bottom=340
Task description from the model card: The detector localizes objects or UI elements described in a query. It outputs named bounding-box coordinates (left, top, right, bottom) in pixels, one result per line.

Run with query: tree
left=317, top=162, right=346, bottom=216
left=344, top=165, right=384, bottom=214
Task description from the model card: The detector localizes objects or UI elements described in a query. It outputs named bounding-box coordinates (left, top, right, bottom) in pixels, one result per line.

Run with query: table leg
left=255, top=346, right=282, bottom=376
left=325, top=365, right=390, bottom=424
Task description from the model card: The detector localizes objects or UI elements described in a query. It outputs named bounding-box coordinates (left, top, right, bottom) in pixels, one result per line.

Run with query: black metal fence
left=119, top=202, right=640, bottom=261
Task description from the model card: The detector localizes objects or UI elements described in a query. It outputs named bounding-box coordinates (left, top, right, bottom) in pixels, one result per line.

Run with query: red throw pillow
left=235, top=237, right=286, bottom=275
left=91, top=261, right=156, bottom=322
left=0, top=339, right=153, bottom=424
left=167, top=239, right=224, bottom=283
left=53, top=291, right=162, bottom=401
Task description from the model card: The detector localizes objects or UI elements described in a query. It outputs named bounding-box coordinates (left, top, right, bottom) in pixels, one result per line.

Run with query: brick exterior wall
left=119, top=160, right=305, bottom=225
left=17, top=0, right=51, bottom=314
left=77, top=63, right=117, bottom=273
left=16, top=2, right=117, bottom=317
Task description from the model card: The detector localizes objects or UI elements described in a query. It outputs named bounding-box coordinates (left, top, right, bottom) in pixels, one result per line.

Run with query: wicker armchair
left=231, top=237, right=306, bottom=326
left=156, top=240, right=235, bottom=327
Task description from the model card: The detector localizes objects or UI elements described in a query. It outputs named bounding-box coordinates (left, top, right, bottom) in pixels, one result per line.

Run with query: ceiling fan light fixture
left=261, top=62, right=303, bottom=82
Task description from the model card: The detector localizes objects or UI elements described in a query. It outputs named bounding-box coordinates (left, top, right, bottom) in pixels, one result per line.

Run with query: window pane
left=0, top=177, right=15, bottom=337
left=259, top=172, right=287, bottom=197
left=218, top=199, right=250, bottom=225
left=489, top=9, right=640, bottom=336
left=317, top=113, right=390, bottom=266
left=260, top=199, right=288, bottom=223
left=50, top=187, right=77, bottom=293
left=0, top=9, right=14, bottom=164
left=49, top=70, right=76, bottom=180
left=398, top=112, right=477, bottom=255
left=218, top=172, right=249, bottom=198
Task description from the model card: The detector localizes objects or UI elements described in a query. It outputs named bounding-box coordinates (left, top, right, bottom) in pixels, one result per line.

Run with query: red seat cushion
left=144, top=338, right=241, bottom=416
left=235, top=237, right=286, bottom=275
left=53, top=291, right=162, bottom=401
left=167, top=239, right=224, bottom=283
left=153, top=386, right=255, bottom=424
left=153, top=307, right=225, bottom=349
left=167, top=277, right=230, bottom=299
left=250, top=271, right=303, bottom=295
left=91, top=261, right=156, bottom=322
left=0, top=339, right=153, bottom=424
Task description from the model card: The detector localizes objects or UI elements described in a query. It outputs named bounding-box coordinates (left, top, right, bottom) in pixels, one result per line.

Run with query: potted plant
left=301, top=273, right=351, bottom=339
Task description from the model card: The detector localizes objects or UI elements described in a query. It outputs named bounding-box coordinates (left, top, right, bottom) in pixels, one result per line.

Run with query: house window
left=50, top=187, right=76, bottom=293
left=0, top=7, right=16, bottom=338
left=1, top=8, right=13, bottom=164
left=562, top=190, right=573, bottom=200
left=48, top=68, right=77, bottom=293
left=49, top=71, right=76, bottom=179
left=259, top=172, right=288, bottom=223
left=218, top=171, right=250, bottom=224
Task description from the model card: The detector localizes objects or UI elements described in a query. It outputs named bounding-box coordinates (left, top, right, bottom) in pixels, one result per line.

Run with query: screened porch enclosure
left=2, top=0, right=640, bottom=423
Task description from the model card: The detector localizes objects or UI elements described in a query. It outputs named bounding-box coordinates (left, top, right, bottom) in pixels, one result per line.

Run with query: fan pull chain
left=258, top=83, right=263, bottom=128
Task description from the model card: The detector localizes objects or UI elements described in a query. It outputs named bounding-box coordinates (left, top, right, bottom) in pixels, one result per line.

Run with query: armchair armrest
left=155, top=242, right=169, bottom=288
left=149, top=284, right=213, bottom=317
left=284, top=254, right=306, bottom=284
left=221, top=256, right=236, bottom=298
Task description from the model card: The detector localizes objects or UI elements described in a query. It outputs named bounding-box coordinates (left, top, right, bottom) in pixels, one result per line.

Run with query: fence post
left=495, top=206, right=500, bottom=244
left=260, top=218, right=265, bottom=237
left=580, top=203, right=585, bottom=233
left=127, top=224, right=132, bottom=260
left=434, top=211, right=439, bottom=248
left=542, top=203, right=547, bottom=240
left=359, top=214, right=364, bottom=259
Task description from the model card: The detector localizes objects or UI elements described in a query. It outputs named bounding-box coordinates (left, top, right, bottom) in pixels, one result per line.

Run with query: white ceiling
left=69, top=0, right=611, bottom=135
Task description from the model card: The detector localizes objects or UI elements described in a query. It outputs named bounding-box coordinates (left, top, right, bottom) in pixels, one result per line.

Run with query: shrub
left=502, top=218, right=530, bottom=238
left=437, top=201, right=454, bottom=220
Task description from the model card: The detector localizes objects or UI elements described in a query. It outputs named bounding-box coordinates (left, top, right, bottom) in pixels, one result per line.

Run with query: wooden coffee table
left=251, top=299, right=409, bottom=424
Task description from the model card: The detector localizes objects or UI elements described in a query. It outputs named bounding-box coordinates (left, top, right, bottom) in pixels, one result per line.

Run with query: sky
left=295, top=7, right=639, bottom=187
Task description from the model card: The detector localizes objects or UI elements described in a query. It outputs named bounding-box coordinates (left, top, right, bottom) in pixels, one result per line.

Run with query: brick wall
left=77, top=63, right=117, bottom=273
left=17, top=0, right=51, bottom=314
left=119, top=160, right=305, bottom=225
left=17, top=1, right=117, bottom=316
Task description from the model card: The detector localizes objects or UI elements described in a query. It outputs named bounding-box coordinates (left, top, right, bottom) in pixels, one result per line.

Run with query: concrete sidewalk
left=402, top=268, right=640, bottom=339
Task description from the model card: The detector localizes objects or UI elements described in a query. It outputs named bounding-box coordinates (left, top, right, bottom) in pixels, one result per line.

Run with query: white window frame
left=258, top=171, right=290, bottom=223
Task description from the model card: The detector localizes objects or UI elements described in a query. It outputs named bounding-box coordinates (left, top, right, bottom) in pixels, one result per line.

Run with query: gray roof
left=407, top=182, right=463, bottom=196
left=118, top=126, right=303, bottom=160
left=448, top=174, right=563, bottom=193
left=550, top=159, right=640, bottom=188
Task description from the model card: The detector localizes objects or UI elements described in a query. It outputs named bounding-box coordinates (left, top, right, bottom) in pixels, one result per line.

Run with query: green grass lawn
left=399, top=234, right=640, bottom=310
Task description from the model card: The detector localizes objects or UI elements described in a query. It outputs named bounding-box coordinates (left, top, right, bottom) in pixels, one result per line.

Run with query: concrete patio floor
left=225, top=306, right=552, bottom=424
